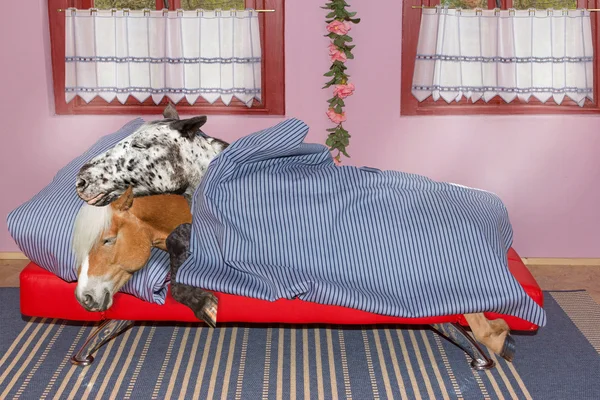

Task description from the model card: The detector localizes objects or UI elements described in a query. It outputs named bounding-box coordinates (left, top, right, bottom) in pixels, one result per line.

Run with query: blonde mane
left=72, top=203, right=113, bottom=266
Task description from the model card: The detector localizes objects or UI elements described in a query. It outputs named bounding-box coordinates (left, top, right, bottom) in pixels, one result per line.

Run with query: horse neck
left=183, top=136, right=227, bottom=199
left=189, top=136, right=226, bottom=166
left=130, top=195, right=192, bottom=250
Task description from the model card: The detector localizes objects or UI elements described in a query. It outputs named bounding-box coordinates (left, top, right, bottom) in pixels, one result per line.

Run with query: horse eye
left=103, top=237, right=116, bottom=246
left=132, top=143, right=148, bottom=150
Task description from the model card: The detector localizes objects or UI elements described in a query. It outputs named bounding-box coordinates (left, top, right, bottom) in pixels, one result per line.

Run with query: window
left=401, top=0, right=600, bottom=115
left=48, top=0, right=284, bottom=115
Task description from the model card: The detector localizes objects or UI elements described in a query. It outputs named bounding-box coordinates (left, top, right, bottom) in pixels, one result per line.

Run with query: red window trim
left=48, top=0, right=285, bottom=115
left=401, top=0, right=600, bottom=115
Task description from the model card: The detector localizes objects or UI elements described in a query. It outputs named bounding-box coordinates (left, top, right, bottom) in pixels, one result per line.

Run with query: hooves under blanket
left=166, top=223, right=218, bottom=328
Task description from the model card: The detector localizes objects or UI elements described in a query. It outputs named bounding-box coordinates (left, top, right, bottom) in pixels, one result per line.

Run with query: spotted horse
left=76, top=103, right=228, bottom=207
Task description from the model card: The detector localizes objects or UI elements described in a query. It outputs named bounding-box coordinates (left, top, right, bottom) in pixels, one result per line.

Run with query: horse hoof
left=500, top=335, right=516, bottom=362
left=199, top=296, right=218, bottom=328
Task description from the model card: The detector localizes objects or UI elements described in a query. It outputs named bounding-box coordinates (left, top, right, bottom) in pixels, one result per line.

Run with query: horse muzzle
left=76, top=188, right=114, bottom=206
left=76, top=171, right=110, bottom=205
left=76, top=289, right=112, bottom=312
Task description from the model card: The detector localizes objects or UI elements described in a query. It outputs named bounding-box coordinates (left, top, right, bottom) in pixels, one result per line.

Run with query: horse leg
left=167, top=223, right=218, bottom=328
left=172, top=286, right=218, bottom=328
left=464, top=313, right=515, bottom=362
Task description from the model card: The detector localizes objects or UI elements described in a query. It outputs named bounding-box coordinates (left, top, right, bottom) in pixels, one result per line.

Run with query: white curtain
left=412, top=8, right=594, bottom=106
left=65, top=9, right=261, bottom=106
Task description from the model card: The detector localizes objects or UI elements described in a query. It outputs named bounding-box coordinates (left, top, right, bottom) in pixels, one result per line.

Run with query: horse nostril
left=84, top=294, right=93, bottom=306
left=76, top=178, right=88, bottom=190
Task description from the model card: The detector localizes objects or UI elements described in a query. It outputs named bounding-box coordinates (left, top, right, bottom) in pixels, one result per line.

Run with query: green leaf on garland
left=324, top=70, right=335, bottom=77
left=347, top=11, right=357, bottom=17
left=326, top=11, right=336, bottom=18
left=323, top=76, right=337, bottom=88
left=333, top=38, right=345, bottom=48
left=341, top=35, right=353, bottom=42
left=348, top=18, right=360, bottom=24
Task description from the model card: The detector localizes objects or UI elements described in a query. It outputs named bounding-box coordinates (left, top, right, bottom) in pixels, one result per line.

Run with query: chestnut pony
left=72, top=188, right=191, bottom=312
left=72, top=188, right=514, bottom=362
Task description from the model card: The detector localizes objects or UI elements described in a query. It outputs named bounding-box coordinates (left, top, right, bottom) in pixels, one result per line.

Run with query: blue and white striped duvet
left=178, top=118, right=546, bottom=326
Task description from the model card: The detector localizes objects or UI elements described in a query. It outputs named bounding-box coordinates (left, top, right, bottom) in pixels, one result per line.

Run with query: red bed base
left=19, top=248, right=543, bottom=332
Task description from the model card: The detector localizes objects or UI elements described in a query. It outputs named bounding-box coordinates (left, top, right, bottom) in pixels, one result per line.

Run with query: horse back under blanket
left=177, top=119, right=546, bottom=326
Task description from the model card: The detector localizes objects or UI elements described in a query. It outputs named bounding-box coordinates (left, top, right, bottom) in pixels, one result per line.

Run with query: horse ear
left=113, top=187, right=134, bottom=211
left=170, top=116, right=208, bottom=139
left=163, top=103, right=180, bottom=120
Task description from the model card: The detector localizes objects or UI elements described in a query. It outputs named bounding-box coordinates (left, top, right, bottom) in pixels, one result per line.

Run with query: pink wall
left=1, top=0, right=599, bottom=257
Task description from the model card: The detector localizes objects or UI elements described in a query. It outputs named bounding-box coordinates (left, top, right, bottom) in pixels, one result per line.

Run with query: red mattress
left=19, top=247, right=543, bottom=331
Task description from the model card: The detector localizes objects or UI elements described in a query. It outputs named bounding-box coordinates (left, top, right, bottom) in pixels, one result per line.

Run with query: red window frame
left=401, top=0, right=600, bottom=115
left=48, top=0, right=285, bottom=115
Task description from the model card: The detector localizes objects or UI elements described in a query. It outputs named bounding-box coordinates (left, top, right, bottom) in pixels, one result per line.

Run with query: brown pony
left=71, top=190, right=513, bottom=363
left=72, top=188, right=191, bottom=312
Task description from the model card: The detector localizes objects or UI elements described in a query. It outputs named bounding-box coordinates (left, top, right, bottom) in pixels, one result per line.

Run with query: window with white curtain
left=48, top=0, right=284, bottom=115
left=401, top=0, right=599, bottom=116
left=65, top=8, right=262, bottom=107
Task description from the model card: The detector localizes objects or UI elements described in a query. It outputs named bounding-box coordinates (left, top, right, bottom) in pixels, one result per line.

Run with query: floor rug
left=1, top=289, right=599, bottom=399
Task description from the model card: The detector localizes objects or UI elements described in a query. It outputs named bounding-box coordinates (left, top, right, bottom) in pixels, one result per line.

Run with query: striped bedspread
left=177, top=119, right=546, bottom=326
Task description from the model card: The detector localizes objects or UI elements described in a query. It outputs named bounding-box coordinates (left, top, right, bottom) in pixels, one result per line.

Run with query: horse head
left=76, top=104, right=228, bottom=206
left=72, top=187, right=191, bottom=312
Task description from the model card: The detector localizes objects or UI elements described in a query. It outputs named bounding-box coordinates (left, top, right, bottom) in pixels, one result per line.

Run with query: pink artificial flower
left=326, top=108, right=347, bottom=124
left=326, top=20, right=352, bottom=35
left=333, top=83, right=355, bottom=99
left=329, top=45, right=348, bottom=63
left=328, top=43, right=338, bottom=57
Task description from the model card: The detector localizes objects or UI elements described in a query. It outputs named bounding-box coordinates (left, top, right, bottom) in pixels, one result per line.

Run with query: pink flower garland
left=322, top=0, right=360, bottom=165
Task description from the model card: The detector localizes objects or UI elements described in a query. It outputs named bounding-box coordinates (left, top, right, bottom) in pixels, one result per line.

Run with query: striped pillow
left=7, top=118, right=170, bottom=304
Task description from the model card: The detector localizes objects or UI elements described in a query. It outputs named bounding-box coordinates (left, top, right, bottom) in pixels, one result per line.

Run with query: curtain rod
left=57, top=7, right=275, bottom=13
left=412, top=5, right=600, bottom=12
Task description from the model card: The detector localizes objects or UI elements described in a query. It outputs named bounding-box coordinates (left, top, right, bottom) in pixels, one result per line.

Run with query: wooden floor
left=1, top=259, right=599, bottom=304
left=0, top=260, right=28, bottom=288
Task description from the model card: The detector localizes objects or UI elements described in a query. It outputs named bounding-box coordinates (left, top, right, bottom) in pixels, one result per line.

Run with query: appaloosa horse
left=76, top=104, right=228, bottom=207
left=74, top=104, right=514, bottom=365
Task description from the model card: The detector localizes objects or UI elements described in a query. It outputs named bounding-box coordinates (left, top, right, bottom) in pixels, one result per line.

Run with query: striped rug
left=1, top=290, right=598, bottom=400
